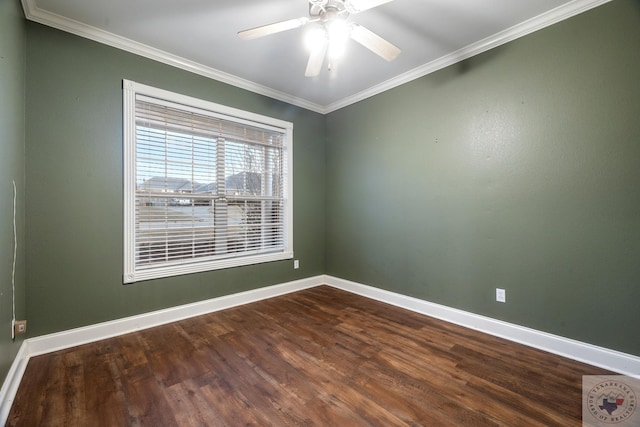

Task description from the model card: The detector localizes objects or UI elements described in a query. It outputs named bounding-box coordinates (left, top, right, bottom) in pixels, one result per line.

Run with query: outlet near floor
left=496, top=288, right=506, bottom=303
left=14, top=320, right=27, bottom=335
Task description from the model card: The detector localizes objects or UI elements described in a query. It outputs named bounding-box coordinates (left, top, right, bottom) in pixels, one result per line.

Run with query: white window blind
left=123, top=80, right=293, bottom=283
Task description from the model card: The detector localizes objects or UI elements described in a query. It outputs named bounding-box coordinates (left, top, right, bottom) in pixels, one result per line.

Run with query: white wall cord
left=11, top=180, right=17, bottom=339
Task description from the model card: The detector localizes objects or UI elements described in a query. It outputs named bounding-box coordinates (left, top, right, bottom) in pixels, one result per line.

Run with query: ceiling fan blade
left=238, top=17, right=309, bottom=40
left=305, top=39, right=328, bottom=77
left=350, top=23, right=401, bottom=61
left=346, top=0, right=394, bottom=13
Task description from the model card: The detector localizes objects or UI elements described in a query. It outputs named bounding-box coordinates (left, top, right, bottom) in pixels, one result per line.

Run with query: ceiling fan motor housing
left=309, top=0, right=350, bottom=20
left=238, top=0, right=400, bottom=76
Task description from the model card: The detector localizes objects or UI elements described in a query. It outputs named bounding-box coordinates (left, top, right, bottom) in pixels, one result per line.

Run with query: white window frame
left=123, top=80, right=293, bottom=283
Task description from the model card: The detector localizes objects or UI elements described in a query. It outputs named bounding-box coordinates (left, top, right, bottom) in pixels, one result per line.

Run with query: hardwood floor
left=7, top=286, right=611, bottom=426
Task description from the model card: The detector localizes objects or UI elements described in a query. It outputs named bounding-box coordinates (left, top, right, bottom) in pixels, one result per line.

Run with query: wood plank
left=7, top=286, right=613, bottom=426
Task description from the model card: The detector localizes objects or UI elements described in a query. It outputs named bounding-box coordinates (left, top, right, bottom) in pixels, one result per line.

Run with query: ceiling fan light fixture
left=327, top=17, right=349, bottom=40
left=328, top=40, right=347, bottom=59
left=238, top=0, right=400, bottom=76
left=327, top=19, right=350, bottom=59
left=304, top=25, right=327, bottom=52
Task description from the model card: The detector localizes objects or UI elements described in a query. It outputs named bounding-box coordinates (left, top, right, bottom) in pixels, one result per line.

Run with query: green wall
left=25, top=22, right=325, bottom=337
left=13, top=0, right=640, bottom=358
left=0, top=0, right=27, bottom=383
left=326, top=0, right=640, bottom=356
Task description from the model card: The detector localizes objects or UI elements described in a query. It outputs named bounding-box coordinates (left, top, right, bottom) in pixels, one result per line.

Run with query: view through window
left=123, top=80, right=293, bottom=283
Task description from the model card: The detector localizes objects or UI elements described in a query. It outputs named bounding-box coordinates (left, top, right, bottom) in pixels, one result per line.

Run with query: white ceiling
left=22, top=0, right=609, bottom=113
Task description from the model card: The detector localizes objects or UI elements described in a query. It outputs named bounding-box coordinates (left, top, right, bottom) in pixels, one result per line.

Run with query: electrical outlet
left=496, top=288, right=506, bottom=303
left=294, top=259, right=299, bottom=269
left=14, top=320, right=27, bottom=335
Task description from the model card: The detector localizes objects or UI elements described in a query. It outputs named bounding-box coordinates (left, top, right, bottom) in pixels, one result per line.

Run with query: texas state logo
left=583, top=376, right=639, bottom=426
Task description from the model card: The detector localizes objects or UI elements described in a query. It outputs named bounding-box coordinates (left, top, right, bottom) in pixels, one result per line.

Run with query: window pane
left=124, top=80, right=292, bottom=283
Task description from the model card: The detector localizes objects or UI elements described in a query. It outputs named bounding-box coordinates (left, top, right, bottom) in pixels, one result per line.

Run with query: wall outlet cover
left=14, top=320, right=27, bottom=335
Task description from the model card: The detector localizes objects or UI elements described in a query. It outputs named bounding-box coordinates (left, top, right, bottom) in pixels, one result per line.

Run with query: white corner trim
left=0, top=341, right=29, bottom=426
left=21, top=0, right=611, bottom=115
left=27, top=275, right=323, bottom=357
left=324, top=275, right=640, bottom=378
left=324, top=0, right=614, bottom=113
left=1, top=275, right=322, bottom=423
left=3, top=272, right=637, bottom=424
left=20, top=0, right=325, bottom=114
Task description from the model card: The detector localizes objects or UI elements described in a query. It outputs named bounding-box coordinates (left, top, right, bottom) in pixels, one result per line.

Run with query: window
left=123, top=80, right=293, bottom=283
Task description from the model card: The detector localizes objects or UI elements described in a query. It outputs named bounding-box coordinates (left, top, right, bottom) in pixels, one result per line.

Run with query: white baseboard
left=324, top=275, right=640, bottom=378
left=0, top=340, right=29, bottom=425
left=28, top=275, right=324, bottom=357
left=0, top=275, right=323, bottom=426
left=3, top=273, right=639, bottom=426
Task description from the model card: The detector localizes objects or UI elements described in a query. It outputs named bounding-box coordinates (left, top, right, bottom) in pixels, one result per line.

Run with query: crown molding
left=325, top=0, right=613, bottom=113
left=20, top=0, right=326, bottom=114
left=22, top=0, right=611, bottom=115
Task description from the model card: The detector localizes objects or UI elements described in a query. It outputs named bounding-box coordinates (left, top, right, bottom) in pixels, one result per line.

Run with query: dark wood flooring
left=7, top=286, right=611, bottom=426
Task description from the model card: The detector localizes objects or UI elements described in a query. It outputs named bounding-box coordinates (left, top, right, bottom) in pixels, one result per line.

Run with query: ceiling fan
left=238, top=0, right=401, bottom=77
